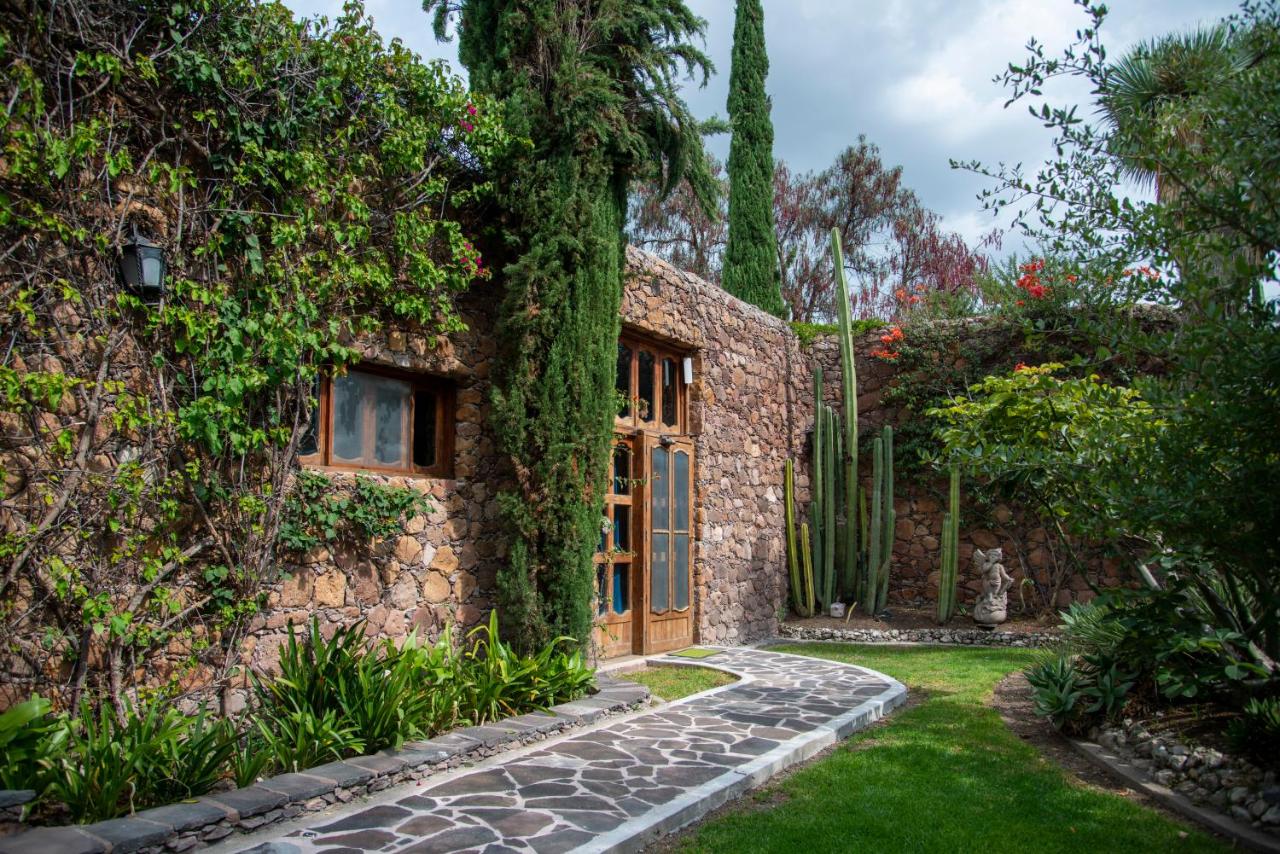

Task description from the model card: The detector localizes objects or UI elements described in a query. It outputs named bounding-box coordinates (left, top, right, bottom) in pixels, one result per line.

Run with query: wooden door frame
left=639, top=432, right=696, bottom=655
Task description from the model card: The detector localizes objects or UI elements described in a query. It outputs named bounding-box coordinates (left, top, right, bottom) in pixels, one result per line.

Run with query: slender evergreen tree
left=722, top=0, right=785, bottom=317
left=425, top=0, right=716, bottom=651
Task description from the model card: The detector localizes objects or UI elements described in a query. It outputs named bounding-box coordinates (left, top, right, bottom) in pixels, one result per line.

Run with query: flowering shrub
left=870, top=325, right=905, bottom=361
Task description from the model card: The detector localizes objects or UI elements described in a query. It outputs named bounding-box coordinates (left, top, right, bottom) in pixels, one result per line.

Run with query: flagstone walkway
left=221, top=646, right=906, bottom=854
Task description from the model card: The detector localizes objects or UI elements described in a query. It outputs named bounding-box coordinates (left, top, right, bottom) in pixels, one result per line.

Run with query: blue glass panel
left=674, top=534, right=690, bottom=610
left=651, top=533, right=670, bottom=613
left=613, top=444, right=630, bottom=495
left=614, top=505, right=630, bottom=553
left=651, top=447, right=669, bottom=530
left=331, top=373, right=363, bottom=461
left=372, top=375, right=410, bottom=466
left=613, top=564, right=629, bottom=614
left=616, top=344, right=632, bottom=419
left=673, top=450, right=689, bottom=531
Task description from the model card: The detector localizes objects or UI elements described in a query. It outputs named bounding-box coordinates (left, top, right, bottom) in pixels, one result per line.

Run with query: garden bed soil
left=788, top=606, right=1060, bottom=634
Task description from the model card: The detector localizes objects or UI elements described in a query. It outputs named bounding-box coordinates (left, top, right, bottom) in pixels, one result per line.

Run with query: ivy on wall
left=0, top=0, right=508, bottom=710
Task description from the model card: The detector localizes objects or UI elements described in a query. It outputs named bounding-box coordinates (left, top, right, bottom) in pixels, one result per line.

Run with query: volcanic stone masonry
left=233, top=249, right=1122, bottom=685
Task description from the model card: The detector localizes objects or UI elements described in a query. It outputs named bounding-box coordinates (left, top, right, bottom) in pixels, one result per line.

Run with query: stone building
left=252, top=246, right=1118, bottom=669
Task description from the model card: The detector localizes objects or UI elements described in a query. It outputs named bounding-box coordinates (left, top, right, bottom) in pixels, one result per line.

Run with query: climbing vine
left=0, top=0, right=508, bottom=710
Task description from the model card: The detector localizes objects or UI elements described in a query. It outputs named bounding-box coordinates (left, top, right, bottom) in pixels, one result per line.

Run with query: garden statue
left=973, top=548, right=1014, bottom=628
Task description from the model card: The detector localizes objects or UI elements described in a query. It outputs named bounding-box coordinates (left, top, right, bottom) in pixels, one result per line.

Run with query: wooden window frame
left=300, top=363, right=455, bottom=479
left=615, top=332, right=690, bottom=434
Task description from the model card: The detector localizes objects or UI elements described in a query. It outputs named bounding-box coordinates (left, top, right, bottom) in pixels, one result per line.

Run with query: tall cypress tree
left=722, top=0, right=785, bottom=317
left=426, top=1, right=717, bottom=651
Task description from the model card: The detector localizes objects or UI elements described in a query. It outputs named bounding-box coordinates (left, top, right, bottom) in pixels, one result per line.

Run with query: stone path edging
left=779, top=621, right=1058, bottom=648
left=1068, top=738, right=1280, bottom=853
left=207, top=646, right=906, bottom=854
left=0, top=677, right=649, bottom=854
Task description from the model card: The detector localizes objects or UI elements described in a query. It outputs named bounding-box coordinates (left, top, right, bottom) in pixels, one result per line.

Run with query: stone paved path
left=222, top=646, right=906, bottom=854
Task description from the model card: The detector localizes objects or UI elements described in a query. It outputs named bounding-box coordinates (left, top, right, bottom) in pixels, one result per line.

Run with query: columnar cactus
left=865, top=424, right=895, bottom=615
left=830, top=229, right=859, bottom=602
left=785, top=459, right=815, bottom=617
left=937, top=465, right=961, bottom=624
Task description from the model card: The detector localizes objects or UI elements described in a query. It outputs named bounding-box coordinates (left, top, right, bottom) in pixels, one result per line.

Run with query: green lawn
left=623, top=664, right=737, bottom=702
left=672, top=643, right=1226, bottom=854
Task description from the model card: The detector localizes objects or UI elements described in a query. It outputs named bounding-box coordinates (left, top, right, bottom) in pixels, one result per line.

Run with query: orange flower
left=1065, top=274, right=1078, bottom=283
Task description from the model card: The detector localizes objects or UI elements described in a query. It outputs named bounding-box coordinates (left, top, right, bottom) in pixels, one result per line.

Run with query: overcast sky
left=282, top=0, right=1239, bottom=255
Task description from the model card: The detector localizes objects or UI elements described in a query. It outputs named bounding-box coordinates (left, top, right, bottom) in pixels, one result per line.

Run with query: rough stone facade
left=620, top=247, right=809, bottom=645
left=241, top=247, right=810, bottom=668
left=244, top=252, right=1128, bottom=670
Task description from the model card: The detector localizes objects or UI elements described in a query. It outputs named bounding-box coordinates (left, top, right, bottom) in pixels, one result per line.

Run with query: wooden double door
left=594, top=432, right=695, bottom=657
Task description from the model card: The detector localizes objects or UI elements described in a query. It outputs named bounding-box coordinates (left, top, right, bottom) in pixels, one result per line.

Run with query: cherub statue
left=973, top=547, right=1014, bottom=627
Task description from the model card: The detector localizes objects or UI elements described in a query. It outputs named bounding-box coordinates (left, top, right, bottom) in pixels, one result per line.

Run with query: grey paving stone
left=346, top=752, right=409, bottom=776
left=79, top=816, right=171, bottom=852
left=0, top=790, right=34, bottom=809
left=0, top=827, right=106, bottom=854
left=209, top=647, right=906, bottom=854
left=304, top=760, right=375, bottom=789
left=206, top=785, right=290, bottom=818
left=257, top=773, right=335, bottom=802
left=141, top=798, right=236, bottom=831
left=398, top=825, right=499, bottom=853
left=453, top=724, right=518, bottom=748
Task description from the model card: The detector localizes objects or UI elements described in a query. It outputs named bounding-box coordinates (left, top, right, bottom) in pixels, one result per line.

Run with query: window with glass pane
left=304, top=366, right=453, bottom=478
left=661, top=358, right=678, bottom=427
left=615, top=343, right=632, bottom=420
left=612, top=564, right=629, bottom=614
left=673, top=449, right=690, bottom=610
left=612, top=443, right=630, bottom=495
left=615, top=333, right=687, bottom=431
left=637, top=350, right=655, bottom=423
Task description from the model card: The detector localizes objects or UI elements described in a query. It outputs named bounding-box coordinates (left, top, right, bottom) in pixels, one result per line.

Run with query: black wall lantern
left=118, top=230, right=167, bottom=301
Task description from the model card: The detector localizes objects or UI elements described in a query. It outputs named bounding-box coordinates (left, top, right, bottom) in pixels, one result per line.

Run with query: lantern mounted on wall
left=118, top=229, right=167, bottom=301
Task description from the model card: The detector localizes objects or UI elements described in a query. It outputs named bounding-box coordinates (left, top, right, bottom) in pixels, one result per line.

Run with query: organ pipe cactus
left=784, top=459, right=815, bottom=617
left=830, top=229, right=859, bottom=601
left=864, top=424, right=895, bottom=615
left=937, top=465, right=961, bottom=624
left=808, top=363, right=844, bottom=612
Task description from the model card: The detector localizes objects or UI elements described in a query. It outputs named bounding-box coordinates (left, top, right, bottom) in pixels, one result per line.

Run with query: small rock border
left=0, top=676, right=649, bottom=854
left=779, top=622, right=1058, bottom=648
left=1084, top=719, right=1280, bottom=843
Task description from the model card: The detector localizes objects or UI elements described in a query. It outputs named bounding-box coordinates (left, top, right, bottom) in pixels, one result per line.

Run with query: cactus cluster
left=936, top=465, right=961, bottom=624
left=783, top=229, right=896, bottom=619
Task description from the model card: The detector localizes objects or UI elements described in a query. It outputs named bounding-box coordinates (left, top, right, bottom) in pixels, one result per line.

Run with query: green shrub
left=253, top=619, right=438, bottom=759
left=143, top=710, right=238, bottom=805
left=13, top=612, right=595, bottom=822
left=456, top=613, right=594, bottom=724
left=0, top=696, right=67, bottom=802
left=1081, top=664, right=1135, bottom=718
left=1026, top=655, right=1087, bottom=732
left=253, top=708, right=364, bottom=775
left=228, top=728, right=274, bottom=789
left=53, top=698, right=189, bottom=823
left=1227, top=698, right=1280, bottom=764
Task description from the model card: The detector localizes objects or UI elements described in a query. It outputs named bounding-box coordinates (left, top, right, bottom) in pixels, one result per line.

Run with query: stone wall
left=621, top=248, right=810, bottom=644
left=805, top=322, right=1129, bottom=614
left=242, top=248, right=813, bottom=675
left=238, top=289, right=507, bottom=683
